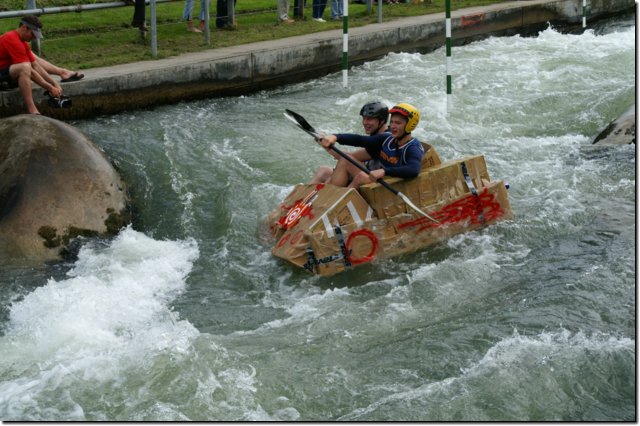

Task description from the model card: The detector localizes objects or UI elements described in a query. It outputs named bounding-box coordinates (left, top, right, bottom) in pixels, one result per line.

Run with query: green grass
left=0, top=0, right=505, bottom=70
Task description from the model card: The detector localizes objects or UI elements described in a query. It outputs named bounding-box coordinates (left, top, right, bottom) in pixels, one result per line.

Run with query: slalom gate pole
left=150, top=0, right=157, bottom=57
left=445, top=0, right=452, bottom=113
left=204, top=0, right=210, bottom=46
left=582, top=0, right=587, bottom=28
left=342, top=0, right=349, bottom=88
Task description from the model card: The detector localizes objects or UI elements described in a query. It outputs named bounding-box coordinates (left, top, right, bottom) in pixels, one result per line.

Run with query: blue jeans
left=330, top=0, right=343, bottom=18
left=182, top=0, right=208, bottom=21
left=312, top=0, right=327, bottom=18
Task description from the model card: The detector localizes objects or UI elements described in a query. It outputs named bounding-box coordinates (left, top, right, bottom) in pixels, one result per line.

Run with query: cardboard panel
left=271, top=184, right=375, bottom=271
left=305, top=222, right=376, bottom=276
left=421, top=143, right=442, bottom=170
left=358, top=155, right=492, bottom=219
left=387, top=179, right=513, bottom=257
left=303, top=180, right=512, bottom=276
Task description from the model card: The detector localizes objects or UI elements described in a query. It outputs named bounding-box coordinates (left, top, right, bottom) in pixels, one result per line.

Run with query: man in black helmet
left=309, top=101, right=390, bottom=184
left=319, top=102, right=424, bottom=188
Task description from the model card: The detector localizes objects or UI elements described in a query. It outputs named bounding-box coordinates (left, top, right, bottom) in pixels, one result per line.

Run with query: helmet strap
left=373, top=119, right=385, bottom=135
left=396, top=132, right=411, bottom=145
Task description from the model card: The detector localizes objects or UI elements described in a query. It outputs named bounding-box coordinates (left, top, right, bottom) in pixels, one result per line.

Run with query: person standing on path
left=129, top=0, right=147, bottom=32
left=330, top=0, right=343, bottom=20
left=312, top=0, right=328, bottom=22
left=277, top=0, right=295, bottom=23
left=216, top=0, right=236, bottom=29
left=182, top=0, right=210, bottom=32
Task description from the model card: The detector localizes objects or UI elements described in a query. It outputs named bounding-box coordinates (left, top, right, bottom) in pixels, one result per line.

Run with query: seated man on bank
left=0, top=15, right=66, bottom=114
left=310, top=101, right=390, bottom=184
left=317, top=103, right=424, bottom=189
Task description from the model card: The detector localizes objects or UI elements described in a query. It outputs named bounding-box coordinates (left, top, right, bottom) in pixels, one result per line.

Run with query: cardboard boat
left=267, top=144, right=513, bottom=276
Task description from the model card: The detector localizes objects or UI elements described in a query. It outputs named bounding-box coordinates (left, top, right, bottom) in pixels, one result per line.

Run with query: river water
left=0, top=15, right=635, bottom=421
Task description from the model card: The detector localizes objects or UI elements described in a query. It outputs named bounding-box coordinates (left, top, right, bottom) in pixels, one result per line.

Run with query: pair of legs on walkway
left=5, top=56, right=76, bottom=114
left=280, top=0, right=330, bottom=20
left=182, top=0, right=236, bottom=30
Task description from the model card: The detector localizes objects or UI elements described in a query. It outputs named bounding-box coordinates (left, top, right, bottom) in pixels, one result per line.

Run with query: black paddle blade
left=284, top=109, right=317, bottom=133
left=283, top=111, right=321, bottom=139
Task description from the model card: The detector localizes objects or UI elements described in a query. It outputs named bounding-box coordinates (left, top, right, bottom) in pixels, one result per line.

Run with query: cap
left=21, top=15, right=43, bottom=40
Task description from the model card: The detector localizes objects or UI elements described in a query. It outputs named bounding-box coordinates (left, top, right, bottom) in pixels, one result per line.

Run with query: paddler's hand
left=313, top=131, right=326, bottom=143
left=318, top=134, right=337, bottom=149
left=369, top=168, right=385, bottom=181
left=48, top=85, right=62, bottom=98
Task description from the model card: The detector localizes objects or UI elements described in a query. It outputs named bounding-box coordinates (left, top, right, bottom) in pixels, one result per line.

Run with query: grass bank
left=0, top=0, right=504, bottom=70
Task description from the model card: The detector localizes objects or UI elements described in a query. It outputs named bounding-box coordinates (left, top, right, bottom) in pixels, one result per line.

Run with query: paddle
left=284, top=109, right=440, bottom=224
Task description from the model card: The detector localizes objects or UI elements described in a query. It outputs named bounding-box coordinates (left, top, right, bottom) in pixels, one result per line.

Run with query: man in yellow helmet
left=318, top=103, right=424, bottom=188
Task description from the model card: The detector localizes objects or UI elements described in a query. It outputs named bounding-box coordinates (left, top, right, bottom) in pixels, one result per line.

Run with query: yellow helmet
left=389, top=103, right=420, bottom=133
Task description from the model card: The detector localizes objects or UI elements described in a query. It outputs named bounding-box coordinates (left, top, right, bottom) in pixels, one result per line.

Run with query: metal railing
left=0, top=0, right=244, bottom=56
left=1, top=0, right=383, bottom=57
left=0, top=0, right=156, bottom=18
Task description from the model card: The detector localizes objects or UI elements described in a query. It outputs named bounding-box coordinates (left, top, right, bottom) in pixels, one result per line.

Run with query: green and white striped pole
left=342, top=0, right=349, bottom=87
left=582, top=0, right=587, bottom=28
left=445, top=0, right=452, bottom=113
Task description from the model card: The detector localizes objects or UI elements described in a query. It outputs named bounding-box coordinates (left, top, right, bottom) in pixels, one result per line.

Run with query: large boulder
left=593, top=104, right=636, bottom=145
left=0, top=114, right=131, bottom=262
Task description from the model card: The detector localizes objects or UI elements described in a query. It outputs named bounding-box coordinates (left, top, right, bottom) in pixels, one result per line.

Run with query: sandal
left=61, top=72, right=84, bottom=83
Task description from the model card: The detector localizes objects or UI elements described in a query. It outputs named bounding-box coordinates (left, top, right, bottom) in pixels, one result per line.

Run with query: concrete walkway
left=0, top=0, right=634, bottom=119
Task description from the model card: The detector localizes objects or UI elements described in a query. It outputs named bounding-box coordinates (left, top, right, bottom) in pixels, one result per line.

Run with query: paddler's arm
left=318, top=133, right=385, bottom=149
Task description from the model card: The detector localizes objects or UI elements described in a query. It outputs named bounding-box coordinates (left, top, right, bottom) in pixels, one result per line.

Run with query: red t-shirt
left=0, top=30, right=36, bottom=70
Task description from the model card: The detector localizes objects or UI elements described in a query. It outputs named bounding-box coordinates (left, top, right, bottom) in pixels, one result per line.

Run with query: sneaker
left=312, top=17, right=326, bottom=22
left=279, top=17, right=295, bottom=23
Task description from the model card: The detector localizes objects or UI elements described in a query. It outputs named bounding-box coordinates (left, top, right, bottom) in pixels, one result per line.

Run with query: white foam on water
left=237, top=286, right=353, bottom=334
left=339, top=329, right=635, bottom=421
left=0, top=227, right=200, bottom=420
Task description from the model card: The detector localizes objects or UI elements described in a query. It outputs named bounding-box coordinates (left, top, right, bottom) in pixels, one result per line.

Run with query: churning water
left=0, top=14, right=635, bottom=421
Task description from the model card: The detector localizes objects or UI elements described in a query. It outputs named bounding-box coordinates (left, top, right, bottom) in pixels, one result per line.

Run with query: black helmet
left=360, top=102, right=389, bottom=123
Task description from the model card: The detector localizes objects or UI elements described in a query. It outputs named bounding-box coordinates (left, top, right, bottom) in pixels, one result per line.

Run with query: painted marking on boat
left=365, top=206, right=374, bottom=221
left=347, top=201, right=363, bottom=227
left=321, top=214, right=335, bottom=238
left=399, top=188, right=504, bottom=232
left=279, top=184, right=324, bottom=230
left=345, top=229, right=379, bottom=265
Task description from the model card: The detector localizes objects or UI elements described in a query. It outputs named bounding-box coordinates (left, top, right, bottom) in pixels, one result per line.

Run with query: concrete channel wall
left=0, top=0, right=634, bottom=119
